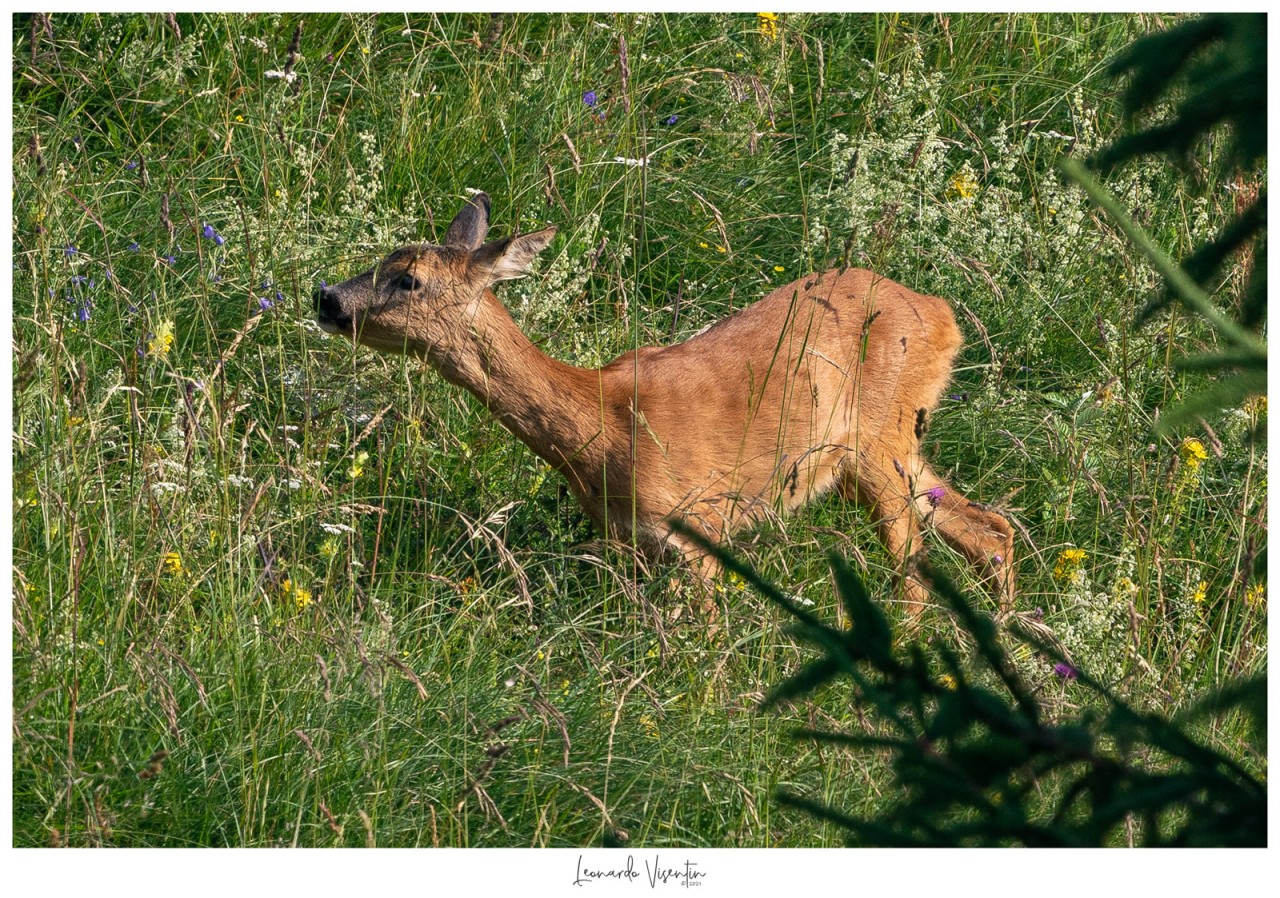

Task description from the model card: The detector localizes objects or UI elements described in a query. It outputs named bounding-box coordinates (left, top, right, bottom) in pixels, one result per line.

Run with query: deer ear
left=444, top=193, right=491, bottom=251
left=471, top=227, right=558, bottom=283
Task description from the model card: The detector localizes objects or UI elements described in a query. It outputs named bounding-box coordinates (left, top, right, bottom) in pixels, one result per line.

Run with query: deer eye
left=397, top=273, right=422, bottom=292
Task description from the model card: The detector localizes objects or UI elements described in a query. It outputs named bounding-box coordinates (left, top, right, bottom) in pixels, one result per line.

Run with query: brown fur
left=315, top=193, right=1014, bottom=613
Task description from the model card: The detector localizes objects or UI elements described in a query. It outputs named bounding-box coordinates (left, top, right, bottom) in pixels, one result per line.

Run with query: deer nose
left=313, top=284, right=344, bottom=321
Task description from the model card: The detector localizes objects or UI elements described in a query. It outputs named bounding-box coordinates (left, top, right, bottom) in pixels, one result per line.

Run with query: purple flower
left=926, top=485, right=945, bottom=508
left=257, top=296, right=274, bottom=311
left=64, top=245, right=77, bottom=257
left=1053, top=662, right=1079, bottom=681
left=125, top=160, right=138, bottom=171
left=76, top=302, right=92, bottom=322
left=202, top=223, right=217, bottom=240
left=127, top=241, right=140, bottom=253
left=583, top=90, right=598, bottom=107
left=664, top=114, right=678, bottom=125
left=164, top=254, right=177, bottom=265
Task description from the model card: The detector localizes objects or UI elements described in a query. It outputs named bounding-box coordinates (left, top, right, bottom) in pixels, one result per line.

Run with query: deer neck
left=432, top=291, right=607, bottom=475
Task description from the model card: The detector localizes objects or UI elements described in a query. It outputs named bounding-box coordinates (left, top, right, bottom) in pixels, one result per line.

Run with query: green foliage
left=1093, top=13, right=1266, bottom=338
left=691, top=531, right=1266, bottom=847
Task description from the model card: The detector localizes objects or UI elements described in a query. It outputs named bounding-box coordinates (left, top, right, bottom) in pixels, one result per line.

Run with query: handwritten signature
left=573, top=854, right=706, bottom=888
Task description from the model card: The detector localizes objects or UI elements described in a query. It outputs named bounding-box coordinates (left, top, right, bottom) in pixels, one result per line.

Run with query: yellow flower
left=757, top=12, right=779, bottom=41
left=1053, top=548, right=1087, bottom=584
left=235, top=114, right=244, bottom=123
left=348, top=450, right=369, bottom=480
left=1190, top=580, right=1207, bottom=604
left=728, top=571, right=747, bottom=591
left=773, top=265, right=785, bottom=273
left=947, top=168, right=980, bottom=200
left=938, top=674, right=957, bottom=690
left=319, top=535, right=341, bottom=559
left=148, top=320, right=175, bottom=356
left=1179, top=438, right=1209, bottom=471
left=281, top=578, right=313, bottom=610
left=163, top=551, right=183, bottom=577
left=640, top=713, right=660, bottom=739
left=1245, top=582, right=1265, bottom=607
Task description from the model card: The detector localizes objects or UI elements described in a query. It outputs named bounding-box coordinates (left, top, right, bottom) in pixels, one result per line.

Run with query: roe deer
left=315, top=193, right=1014, bottom=614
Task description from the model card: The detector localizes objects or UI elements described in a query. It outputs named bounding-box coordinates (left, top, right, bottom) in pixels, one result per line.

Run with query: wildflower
left=1053, top=662, right=1079, bottom=681
left=235, top=115, right=244, bottom=123
left=1190, top=580, right=1207, bottom=604
left=938, top=674, right=957, bottom=690
left=319, top=535, right=341, bottom=560
left=925, top=485, right=945, bottom=508
left=164, top=254, right=177, bottom=265
left=757, top=12, right=779, bottom=41
left=148, top=320, right=175, bottom=356
left=1179, top=437, right=1209, bottom=471
left=946, top=169, right=980, bottom=200
left=76, top=301, right=91, bottom=322
left=127, top=241, right=140, bottom=253
left=640, top=713, right=660, bottom=739
left=348, top=450, right=369, bottom=480
left=1245, top=582, right=1265, bottom=607
left=125, top=160, right=138, bottom=171
left=163, top=551, right=183, bottom=577
left=257, top=296, right=274, bottom=312
left=583, top=90, right=598, bottom=107
left=664, top=114, right=678, bottom=125
left=728, top=572, right=747, bottom=591
left=1053, top=548, right=1087, bottom=584
left=201, top=223, right=226, bottom=246
left=282, top=578, right=313, bottom=610
left=64, top=244, right=77, bottom=257
left=773, top=265, right=785, bottom=272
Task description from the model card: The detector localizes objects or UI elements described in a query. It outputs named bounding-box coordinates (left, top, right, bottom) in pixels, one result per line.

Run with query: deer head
left=313, top=193, right=557, bottom=360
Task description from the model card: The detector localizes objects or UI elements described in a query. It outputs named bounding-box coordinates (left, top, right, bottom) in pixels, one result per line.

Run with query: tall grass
left=11, top=12, right=1264, bottom=847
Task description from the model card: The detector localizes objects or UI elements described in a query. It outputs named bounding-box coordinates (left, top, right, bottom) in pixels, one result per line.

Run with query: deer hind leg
left=839, top=455, right=930, bottom=617
left=912, top=464, right=1015, bottom=609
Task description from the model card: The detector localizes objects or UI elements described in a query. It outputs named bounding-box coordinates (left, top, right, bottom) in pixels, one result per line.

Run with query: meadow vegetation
left=11, top=12, right=1265, bottom=847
